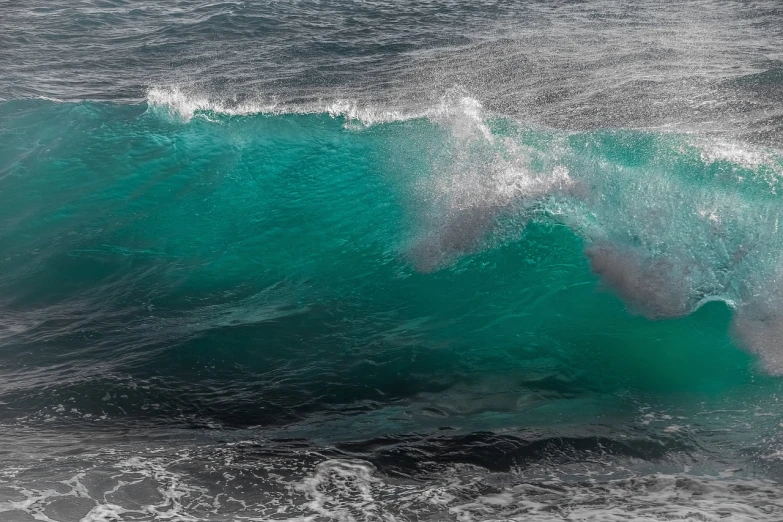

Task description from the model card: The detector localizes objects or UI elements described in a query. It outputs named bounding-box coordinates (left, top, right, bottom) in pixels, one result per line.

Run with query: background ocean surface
left=2, top=1, right=783, bottom=520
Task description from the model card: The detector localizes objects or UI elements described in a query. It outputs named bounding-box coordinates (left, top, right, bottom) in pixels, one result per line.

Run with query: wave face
left=4, top=0, right=783, bottom=519
left=2, top=95, right=783, bottom=519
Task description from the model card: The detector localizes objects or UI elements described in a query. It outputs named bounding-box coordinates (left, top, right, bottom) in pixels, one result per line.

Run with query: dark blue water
left=2, top=1, right=783, bottom=520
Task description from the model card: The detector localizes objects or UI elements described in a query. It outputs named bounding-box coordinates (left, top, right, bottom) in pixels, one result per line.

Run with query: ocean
left=1, top=1, right=783, bottom=520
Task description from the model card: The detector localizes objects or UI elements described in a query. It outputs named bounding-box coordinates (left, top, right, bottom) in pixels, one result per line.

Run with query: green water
left=0, top=98, right=781, bottom=437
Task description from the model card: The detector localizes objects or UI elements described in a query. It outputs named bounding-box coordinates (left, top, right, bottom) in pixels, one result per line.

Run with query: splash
left=397, top=93, right=783, bottom=371
left=408, top=90, right=576, bottom=271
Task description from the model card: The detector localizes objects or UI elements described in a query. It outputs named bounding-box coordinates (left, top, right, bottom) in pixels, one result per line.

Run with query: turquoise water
left=3, top=1, right=783, bottom=519
left=3, top=95, right=782, bottom=426
left=3, top=95, right=783, bottom=519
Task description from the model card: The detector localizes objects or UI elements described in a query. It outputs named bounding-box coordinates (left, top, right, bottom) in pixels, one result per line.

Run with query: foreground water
left=2, top=1, right=783, bottom=520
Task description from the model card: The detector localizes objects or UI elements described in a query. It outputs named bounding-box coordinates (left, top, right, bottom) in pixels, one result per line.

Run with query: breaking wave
left=4, top=88, right=783, bottom=382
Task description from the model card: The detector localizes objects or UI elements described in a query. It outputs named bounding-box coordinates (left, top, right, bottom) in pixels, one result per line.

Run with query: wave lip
left=144, top=85, right=508, bottom=127
left=145, top=85, right=423, bottom=125
left=145, top=86, right=284, bottom=120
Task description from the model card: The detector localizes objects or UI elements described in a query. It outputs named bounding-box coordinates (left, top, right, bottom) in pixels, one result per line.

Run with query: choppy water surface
left=2, top=0, right=783, bottom=520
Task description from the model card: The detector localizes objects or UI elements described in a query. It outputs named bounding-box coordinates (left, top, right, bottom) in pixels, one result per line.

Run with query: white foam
left=145, top=86, right=282, bottom=120
left=2, top=448, right=782, bottom=522
left=695, top=138, right=783, bottom=191
left=81, top=503, right=131, bottom=522
left=144, top=84, right=499, bottom=128
left=698, top=138, right=776, bottom=170
left=145, top=85, right=425, bottom=125
left=287, top=460, right=783, bottom=522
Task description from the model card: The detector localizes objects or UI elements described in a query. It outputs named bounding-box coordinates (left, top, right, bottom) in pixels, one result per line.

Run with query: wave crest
left=145, top=85, right=423, bottom=125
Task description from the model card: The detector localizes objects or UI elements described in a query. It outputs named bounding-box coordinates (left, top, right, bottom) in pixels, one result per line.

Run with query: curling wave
left=0, top=91, right=782, bottom=434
